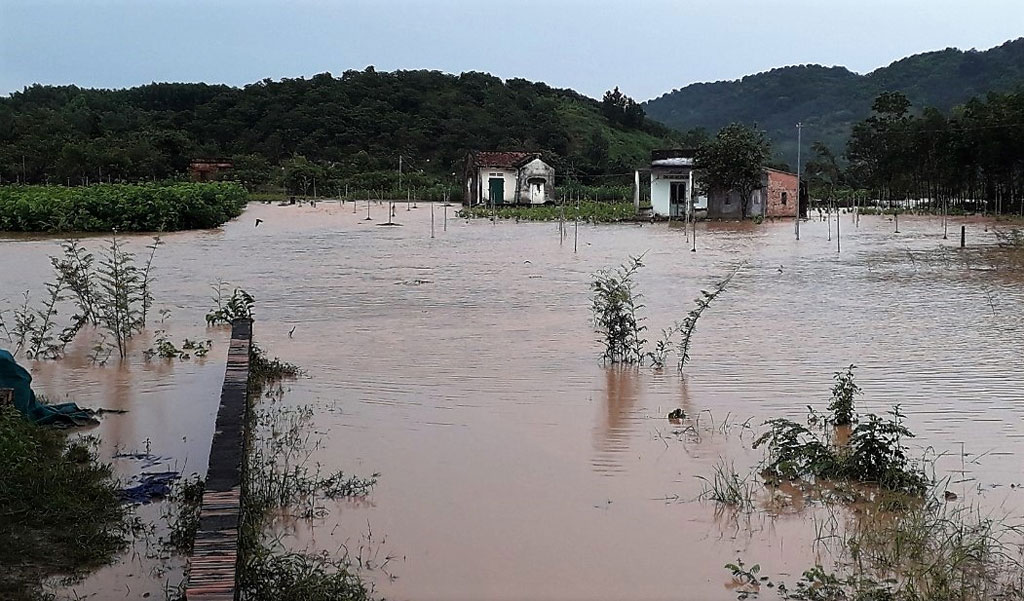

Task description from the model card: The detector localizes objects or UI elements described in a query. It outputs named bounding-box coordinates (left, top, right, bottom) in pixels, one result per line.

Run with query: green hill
left=643, top=38, right=1024, bottom=165
left=0, top=69, right=675, bottom=188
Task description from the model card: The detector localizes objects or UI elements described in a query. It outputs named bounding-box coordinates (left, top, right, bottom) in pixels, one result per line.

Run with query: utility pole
left=399, top=155, right=403, bottom=198
left=795, top=123, right=802, bottom=241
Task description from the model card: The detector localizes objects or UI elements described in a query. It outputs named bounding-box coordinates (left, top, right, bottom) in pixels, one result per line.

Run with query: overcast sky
left=2, top=0, right=1022, bottom=101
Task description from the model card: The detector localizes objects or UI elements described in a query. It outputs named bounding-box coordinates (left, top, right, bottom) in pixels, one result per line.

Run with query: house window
left=781, top=191, right=788, bottom=205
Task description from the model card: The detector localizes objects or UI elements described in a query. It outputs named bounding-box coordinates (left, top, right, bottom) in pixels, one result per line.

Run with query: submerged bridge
left=185, top=318, right=252, bottom=601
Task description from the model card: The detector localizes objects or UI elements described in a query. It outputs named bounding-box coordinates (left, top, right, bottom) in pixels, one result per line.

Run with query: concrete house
left=649, top=149, right=707, bottom=218
left=706, top=168, right=798, bottom=220
left=465, top=151, right=554, bottom=206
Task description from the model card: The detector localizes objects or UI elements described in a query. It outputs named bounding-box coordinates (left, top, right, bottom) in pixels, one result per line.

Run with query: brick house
left=707, top=167, right=798, bottom=219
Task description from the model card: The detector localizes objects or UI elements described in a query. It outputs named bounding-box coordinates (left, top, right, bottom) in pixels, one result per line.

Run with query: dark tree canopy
left=696, top=123, right=771, bottom=218
left=0, top=70, right=681, bottom=188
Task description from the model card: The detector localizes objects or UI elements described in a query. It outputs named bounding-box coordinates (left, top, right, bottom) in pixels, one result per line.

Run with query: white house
left=649, top=149, right=707, bottom=218
left=465, top=151, right=555, bottom=206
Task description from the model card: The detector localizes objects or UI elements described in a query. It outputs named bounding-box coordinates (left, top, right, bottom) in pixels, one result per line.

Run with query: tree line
left=807, top=89, right=1024, bottom=214
left=0, top=69, right=681, bottom=194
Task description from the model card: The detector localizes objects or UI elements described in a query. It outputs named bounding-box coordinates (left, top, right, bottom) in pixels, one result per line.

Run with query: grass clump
left=698, top=459, right=756, bottom=512
left=0, top=406, right=128, bottom=600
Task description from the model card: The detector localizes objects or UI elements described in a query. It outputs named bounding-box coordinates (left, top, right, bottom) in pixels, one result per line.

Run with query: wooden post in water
left=961, top=225, right=966, bottom=249
left=431, top=202, right=435, bottom=238
left=574, top=193, right=579, bottom=253
left=365, top=198, right=372, bottom=220
left=836, top=201, right=841, bottom=253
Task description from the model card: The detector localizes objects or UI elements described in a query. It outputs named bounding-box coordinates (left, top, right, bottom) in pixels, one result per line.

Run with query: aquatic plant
left=677, top=264, right=742, bottom=371
left=698, top=459, right=756, bottom=512
left=827, top=365, right=860, bottom=426
left=591, top=255, right=647, bottom=364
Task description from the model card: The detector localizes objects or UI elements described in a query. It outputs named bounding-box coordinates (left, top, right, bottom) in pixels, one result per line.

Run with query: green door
left=489, top=178, right=504, bottom=205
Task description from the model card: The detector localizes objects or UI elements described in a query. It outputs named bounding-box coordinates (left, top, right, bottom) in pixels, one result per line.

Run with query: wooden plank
left=185, top=318, right=252, bottom=601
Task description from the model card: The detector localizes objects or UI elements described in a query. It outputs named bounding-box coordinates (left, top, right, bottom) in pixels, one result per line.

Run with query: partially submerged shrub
left=828, top=365, right=859, bottom=426
left=755, top=405, right=929, bottom=496
left=591, top=255, right=647, bottom=364
left=677, top=264, right=741, bottom=372
left=206, top=285, right=255, bottom=326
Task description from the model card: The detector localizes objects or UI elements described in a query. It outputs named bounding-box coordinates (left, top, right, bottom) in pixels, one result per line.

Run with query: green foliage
left=206, top=285, right=254, bottom=326
left=144, top=332, right=212, bottom=361
left=0, top=406, right=127, bottom=600
left=828, top=365, right=860, bottom=426
left=0, top=182, right=247, bottom=232
left=644, top=38, right=1024, bottom=166
left=3, top=235, right=159, bottom=361
left=754, top=404, right=929, bottom=496
left=590, top=256, right=647, bottom=364
left=846, top=89, right=1024, bottom=213
left=677, top=265, right=742, bottom=371
left=697, top=124, right=772, bottom=219
left=459, top=200, right=636, bottom=223
left=240, top=344, right=376, bottom=601
left=698, top=459, right=756, bottom=511
left=0, top=71, right=678, bottom=188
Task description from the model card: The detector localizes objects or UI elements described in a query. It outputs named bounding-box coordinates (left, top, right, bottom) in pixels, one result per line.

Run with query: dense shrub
left=0, top=182, right=248, bottom=232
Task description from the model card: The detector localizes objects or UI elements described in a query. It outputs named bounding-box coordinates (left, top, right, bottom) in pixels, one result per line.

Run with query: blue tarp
left=0, top=349, right=98, bottom=427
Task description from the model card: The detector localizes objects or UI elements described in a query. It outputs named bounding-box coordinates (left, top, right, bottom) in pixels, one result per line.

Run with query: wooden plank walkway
left=186, top=318, right=252, bottom=601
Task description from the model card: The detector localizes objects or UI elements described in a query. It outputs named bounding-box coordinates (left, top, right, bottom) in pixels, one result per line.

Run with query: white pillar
left=633, top=170, right=640, bottom=213
left=686, top=169, right=694, bottom=222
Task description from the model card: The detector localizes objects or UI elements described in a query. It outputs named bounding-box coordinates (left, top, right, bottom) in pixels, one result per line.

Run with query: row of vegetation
left=0, top=182, right=247, bottom=232
left=459, top=200, right=639, bottom=223
left=801, top=89, right=1024, bottom=216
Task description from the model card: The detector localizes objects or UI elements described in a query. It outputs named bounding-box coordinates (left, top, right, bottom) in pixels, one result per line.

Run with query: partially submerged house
left=706, top=168, right=798, bottom=220
left=649, top=149, right=707, bottom=218
left=465, top=151, right=554, bottom=206
left=189, top=158, right=233, bottom=182
left=648, top=149, right=797, bottom=220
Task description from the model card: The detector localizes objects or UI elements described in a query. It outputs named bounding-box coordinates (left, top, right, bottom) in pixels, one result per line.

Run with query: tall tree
left=696, top=123, right=771, bottom=219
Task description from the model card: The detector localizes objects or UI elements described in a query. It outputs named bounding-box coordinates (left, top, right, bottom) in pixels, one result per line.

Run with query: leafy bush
left=459, top=200, right=637, bottom=223
left=0, top=182, right=247, bottom=232
left=754, top=405, right=929, bottom=496
left=828, top=364, right=860, bottom=426
left=590, top=256, right=647, bottom=364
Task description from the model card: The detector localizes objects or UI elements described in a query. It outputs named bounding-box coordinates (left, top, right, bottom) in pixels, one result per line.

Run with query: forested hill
left=0, top=69, right=676, bottom=185
left=643, top=38, right=1024, bottom=165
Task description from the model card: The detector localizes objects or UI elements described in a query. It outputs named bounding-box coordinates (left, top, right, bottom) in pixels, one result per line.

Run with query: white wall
left=478, top=168, right=517, bottom=203
left=651, top=175, right=673, bottom=216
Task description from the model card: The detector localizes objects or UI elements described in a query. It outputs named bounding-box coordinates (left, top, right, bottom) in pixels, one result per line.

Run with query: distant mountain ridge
left=643, top=38, right=1024, bottom=165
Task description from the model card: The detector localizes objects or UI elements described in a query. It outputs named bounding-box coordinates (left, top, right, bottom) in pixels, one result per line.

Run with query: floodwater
left=3, top=202, right=1024, bottom=601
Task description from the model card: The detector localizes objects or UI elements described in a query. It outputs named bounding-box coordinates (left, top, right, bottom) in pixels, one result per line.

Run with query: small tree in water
left=829, top=364, right=860, bottom=426
left=591, top=255, right=647, bottom=364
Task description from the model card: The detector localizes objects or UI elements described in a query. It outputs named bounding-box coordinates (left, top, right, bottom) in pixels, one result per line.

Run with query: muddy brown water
left=2, top=203, right=1023, bottom=600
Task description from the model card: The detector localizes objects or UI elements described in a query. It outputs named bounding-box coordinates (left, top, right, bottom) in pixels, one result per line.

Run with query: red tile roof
left=470, top=151, right=540, bottom=168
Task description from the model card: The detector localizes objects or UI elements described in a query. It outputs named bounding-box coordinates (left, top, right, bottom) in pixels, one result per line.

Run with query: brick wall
left=764, top=169, right=798, bottom=218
